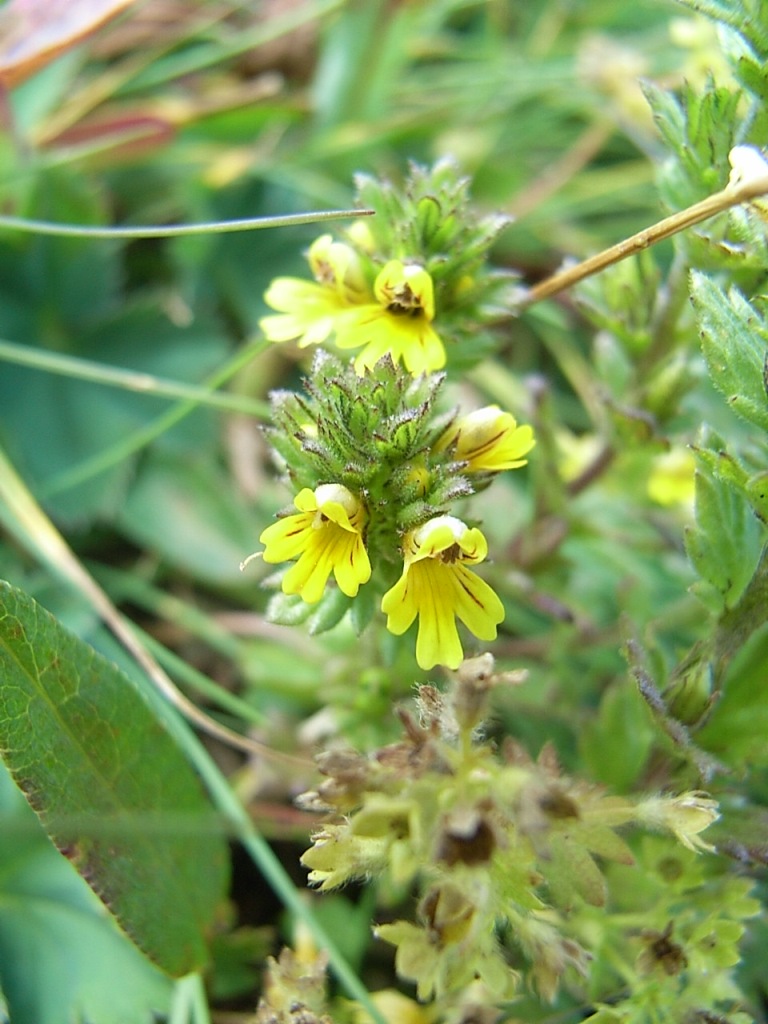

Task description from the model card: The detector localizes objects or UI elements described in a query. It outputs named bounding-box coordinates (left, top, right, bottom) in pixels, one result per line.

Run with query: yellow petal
left=282, top=522, right=363, bottom=602
left=456, top=525, right=490, bottom=564
left=313, top=483, right=365, bottom=531
left=382, top=560, right=465, bottom=670
left=407, top=516, right=487, bottom=565
left=259, top=485, right=369, bottom=602
left=448, top=563, right=505, bottom=639
left=447, top=408, right=536, bottom=471
left=383, top=519, right=504, bottom=670
left=308, top=234, right=369, bottom=300
left=263, top=277, right=327, bottom=312
left=293, top=487, right=321, bottom=513
left=381, top=572, right=418, bottom=636
left=261, top=279, right=349, bottom=347
left=400, top=321, right=446, bottom=375
left=282, top=544, right=335, bottom=603
left=259, top=512, right=314, bottom=562
left=334, top=539, right=372, bottom=595
left=411, top=561, right=464, bottom=670
left=334, top=306, right=386, bottom=351
left=334, top=284, right=445, bottom=376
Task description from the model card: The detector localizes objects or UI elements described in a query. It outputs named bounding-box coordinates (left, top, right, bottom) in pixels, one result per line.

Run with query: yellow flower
left=436, top=405, right=535, bottom=472
left=381, top=516, right=505, bottom=671
left=647, top=448, right=696, bottom=508
left=335, top=260, right=446, bottom=375
left=259, top=235, right=369, bottom=348
left=258, top=484, right=371, bottom=603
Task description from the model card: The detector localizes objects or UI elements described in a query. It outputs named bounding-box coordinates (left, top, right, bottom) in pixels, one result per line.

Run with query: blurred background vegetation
left=1, top=0, right=768, bottom=1021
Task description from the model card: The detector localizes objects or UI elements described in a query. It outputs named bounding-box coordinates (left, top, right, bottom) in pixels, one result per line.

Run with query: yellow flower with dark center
left=335, top=260, right=446, bottom=375
left=381, top=516, right=504, bottom=671
left=437, top=405, right=535, bottom=472
left=259, top=235, right=370, bottom=348
left=258, top=484, right=371, bottom=603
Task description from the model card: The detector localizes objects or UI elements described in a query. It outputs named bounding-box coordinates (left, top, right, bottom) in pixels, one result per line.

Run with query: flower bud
left=635, top=792, right=719, bottom=853
left=436, top=406, right=535, bottom=474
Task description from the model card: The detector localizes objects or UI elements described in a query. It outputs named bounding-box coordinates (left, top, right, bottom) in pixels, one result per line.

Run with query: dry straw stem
left=0, top=445, right=309, bottom=767
left=520, top=146, right=768, bottom=308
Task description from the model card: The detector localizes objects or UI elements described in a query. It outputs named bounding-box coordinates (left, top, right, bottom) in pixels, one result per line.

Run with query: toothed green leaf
left=0, top=581, right=229, bottom=978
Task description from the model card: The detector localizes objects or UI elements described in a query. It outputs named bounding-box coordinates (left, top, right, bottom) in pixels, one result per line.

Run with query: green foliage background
left=0, top=0, right=767, bottom=1022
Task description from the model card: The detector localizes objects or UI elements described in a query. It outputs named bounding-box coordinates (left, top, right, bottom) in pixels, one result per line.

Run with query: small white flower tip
left=314, top=482, right=359, bottom=514
left=415, top=514, right=467, bottom=543
left=728, top=145, right=768, bottom=191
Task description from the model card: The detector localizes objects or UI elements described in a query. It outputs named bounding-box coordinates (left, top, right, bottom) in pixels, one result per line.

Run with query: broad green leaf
left=691, top=272, right=768, bottom=432
left=642, top=80, right=739, bottom=206
left=0, top=167, right=120, bottom=325
left=117, top=451, right=262, bottom=585
left=0, top=763, right=172, bottom=1024
left=0, top=184, right=230, bottom=526
left=698, top=625, right=768, bottom=769
left=208, top=925, right=272, bottom=1003
left=685, top=457, right=763, bottom=611
left=579, top=681, right=654, bottom=792
left=0, top=581, right=229, bottom=977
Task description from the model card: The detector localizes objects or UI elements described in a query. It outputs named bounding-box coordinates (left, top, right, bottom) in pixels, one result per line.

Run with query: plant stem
left=136, top=627, right=270, bottom=730
left=0, top=443, right=295, bottom=762
left=0, top=208, right=372, bottom=239
left=169, top=974, right=210, bottom=1024
left=519, top=167, right=768, bottom=307
left=40, top=337, right=270, bottom=497
left=0, top=338, right=270, bottom=417
left=642, top=249, right=691, bottom=370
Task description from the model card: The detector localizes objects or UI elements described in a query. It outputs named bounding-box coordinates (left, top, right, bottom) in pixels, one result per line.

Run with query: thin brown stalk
left=520, top=160, right=768, bottom=308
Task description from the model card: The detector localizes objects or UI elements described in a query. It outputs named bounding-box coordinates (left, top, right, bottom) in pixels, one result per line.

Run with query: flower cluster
left=246, top=162, right=747, bottom=1022
left=250, top=165, right=535, bottom=669
left=260, top=161, right=517, bottom=376
left=581, top=834, right=758, bottom=1024
left=247, top=353, right=534, bottom=670
left=264, top=249, right=446, bottom=375
left=297, top=670, right=730, bottom=1012
left=259, top=484, right=371, bottom=605
left=254, top=934, right=430, bottom=1024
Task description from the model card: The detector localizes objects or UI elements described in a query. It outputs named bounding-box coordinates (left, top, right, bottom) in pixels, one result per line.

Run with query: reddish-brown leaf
left=0, top=0, right=138, bottom=87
